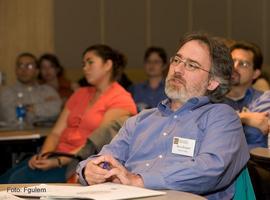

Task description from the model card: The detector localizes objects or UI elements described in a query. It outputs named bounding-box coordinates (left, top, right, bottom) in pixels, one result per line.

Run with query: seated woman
left=0, top=44, right=137, bottom=183
left=129, top=47, right=168, bottom=111
left=38, top=53, right=74, bottom=102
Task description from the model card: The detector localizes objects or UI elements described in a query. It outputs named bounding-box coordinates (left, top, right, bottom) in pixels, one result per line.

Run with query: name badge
left=172, top=137, right=196, bottom=157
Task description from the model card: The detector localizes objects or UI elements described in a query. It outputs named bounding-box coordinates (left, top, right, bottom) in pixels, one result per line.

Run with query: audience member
left=0, top=45, right=137, bottom=183
left=75, top=52, right=132, bottom=90
left=253, top=72, right=270, bottom=92
left=38, top=53, right=74, bottom=102
left=129, top=47, right=167, bottom=111
left=0, top=52, right=62, bottom=125
left=76, top=33, right=249, bottom=199
left=223, top=41, right=268, bottom=149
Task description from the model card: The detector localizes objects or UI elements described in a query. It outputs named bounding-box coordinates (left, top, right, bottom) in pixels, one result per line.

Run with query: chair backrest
left=233, top=167, right=256, bottom=200
left=248, top=148, right=270, bottom=200
left=65, top=116, right=128, bottom=180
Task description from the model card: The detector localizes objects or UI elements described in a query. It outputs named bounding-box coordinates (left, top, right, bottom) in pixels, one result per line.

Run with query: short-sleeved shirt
left=56, top=82, right=137, bottom=152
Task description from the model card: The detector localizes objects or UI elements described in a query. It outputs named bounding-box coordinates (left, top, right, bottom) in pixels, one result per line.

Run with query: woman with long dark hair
left=0, top=45, right=137, bottom=183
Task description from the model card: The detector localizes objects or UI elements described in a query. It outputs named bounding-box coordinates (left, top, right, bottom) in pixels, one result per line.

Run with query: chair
left=248, top=147, right=270, bottom=200
left=65, top=116, right=128, bottom=181
left=233, top=167, right=256, bottom=200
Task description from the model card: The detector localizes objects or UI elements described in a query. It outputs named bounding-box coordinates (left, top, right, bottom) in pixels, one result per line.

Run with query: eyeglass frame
left=16, top=63, right=36, bottom=70
left=169, top=55, right=211, bottom=74
left=233, top=59, right=253, bottom=69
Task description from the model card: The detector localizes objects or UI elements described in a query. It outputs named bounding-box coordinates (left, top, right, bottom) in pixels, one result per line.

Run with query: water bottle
left=16, top=92, right=26, bottom=127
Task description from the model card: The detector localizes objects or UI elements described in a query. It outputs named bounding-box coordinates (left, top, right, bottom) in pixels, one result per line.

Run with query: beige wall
left=0, top=0, right=54, bottom=86
left=1, top=0, right=270, bottom=85
left=54, top=0, right=270, bottom=83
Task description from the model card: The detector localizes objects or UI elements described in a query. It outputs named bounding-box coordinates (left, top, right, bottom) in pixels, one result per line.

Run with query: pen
left=101, top=162, right=110, bottom=170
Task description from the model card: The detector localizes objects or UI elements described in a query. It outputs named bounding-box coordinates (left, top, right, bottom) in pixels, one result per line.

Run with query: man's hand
left=84, top=155, right=144, bottom=187
left=84, top=156, right=112, bottom=185
left=102, top=155, right=144, bottom=187
left=239, top=112, right=269, bottom=135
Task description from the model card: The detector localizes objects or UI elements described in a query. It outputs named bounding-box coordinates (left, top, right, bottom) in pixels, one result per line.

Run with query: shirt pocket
left=172, top=123, right=205, bottom=157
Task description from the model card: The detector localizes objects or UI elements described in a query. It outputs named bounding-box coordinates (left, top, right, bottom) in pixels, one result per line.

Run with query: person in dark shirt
left=223, top=41, right=268, bottom=149
left=129, top=47, right=168, bottom=111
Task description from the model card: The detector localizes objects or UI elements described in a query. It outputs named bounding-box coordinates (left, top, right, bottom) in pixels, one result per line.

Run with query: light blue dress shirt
left=77, top=96, right=249, bottom=200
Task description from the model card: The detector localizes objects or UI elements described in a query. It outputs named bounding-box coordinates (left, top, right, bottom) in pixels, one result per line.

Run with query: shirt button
left=158, top=155, right=163, bottom=158
left=173, top=115, right=178, bottom=119
left=146, top=163, right=150, bottom=167
left=163, top=132, right=167, bottom=136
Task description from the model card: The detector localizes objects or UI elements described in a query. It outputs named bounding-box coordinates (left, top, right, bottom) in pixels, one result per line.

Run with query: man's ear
left=252, top=69, right=261, bottom=81
left=207, top=79, right=220, bottom=91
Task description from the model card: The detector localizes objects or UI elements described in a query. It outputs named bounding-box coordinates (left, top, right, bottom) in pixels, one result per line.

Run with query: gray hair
left=178, top=32, right=233, bottom=102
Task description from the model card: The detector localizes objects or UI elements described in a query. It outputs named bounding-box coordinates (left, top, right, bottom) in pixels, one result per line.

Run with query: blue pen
left=101, top=162, right=110, bottom=170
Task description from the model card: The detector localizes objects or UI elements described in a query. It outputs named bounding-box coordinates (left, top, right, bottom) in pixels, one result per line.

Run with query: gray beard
left=165, top=84, right=189, bottom=103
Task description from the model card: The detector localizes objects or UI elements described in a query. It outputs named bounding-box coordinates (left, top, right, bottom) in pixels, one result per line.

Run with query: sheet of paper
left=0, top=191, right=24, bottom=200
left=7, top=183, right=166, bottom=200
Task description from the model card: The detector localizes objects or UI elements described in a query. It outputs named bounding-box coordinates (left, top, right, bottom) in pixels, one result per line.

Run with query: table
left=0, top=128, right=51, bottom=174
left=250, top=147, right=270, bottom=164
left=249, top=147, right=270, bottom=199
left=0, top=127, right=51, bottom=141
left=0, top=184, right=206, bottom=200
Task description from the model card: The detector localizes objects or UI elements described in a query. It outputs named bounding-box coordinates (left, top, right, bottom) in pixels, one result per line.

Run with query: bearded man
left=224, top=41, right=268, bottom=149
left=76, top=33, right=249, bottom=199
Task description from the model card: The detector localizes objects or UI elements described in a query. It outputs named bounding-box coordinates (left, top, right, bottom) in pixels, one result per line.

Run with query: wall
left=1, top=0, right=270, bottom=85
left=54, top=0, right=270, bottom=83
left=0, top=0, right=54, bottom=86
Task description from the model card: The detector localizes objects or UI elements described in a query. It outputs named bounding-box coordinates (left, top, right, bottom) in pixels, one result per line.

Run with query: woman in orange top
left=0, top=45, right=137, bottom=183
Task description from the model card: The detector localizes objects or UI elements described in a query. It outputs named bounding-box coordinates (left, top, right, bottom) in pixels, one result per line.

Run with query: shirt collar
left=158, top=96, right=210, bottom=115
left=232, top=87, right=255, bottom=104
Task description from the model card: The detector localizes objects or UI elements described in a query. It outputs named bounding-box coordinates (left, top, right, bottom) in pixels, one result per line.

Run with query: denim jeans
left=0, top=159, right=67, bottom=183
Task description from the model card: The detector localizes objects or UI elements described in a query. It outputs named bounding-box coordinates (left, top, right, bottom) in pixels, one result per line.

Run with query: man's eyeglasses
left=170, top=56, right=211, bottom=74
left=233, top=59, right=253, bottom=69
left=16, top=63, right=36, bottom=70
